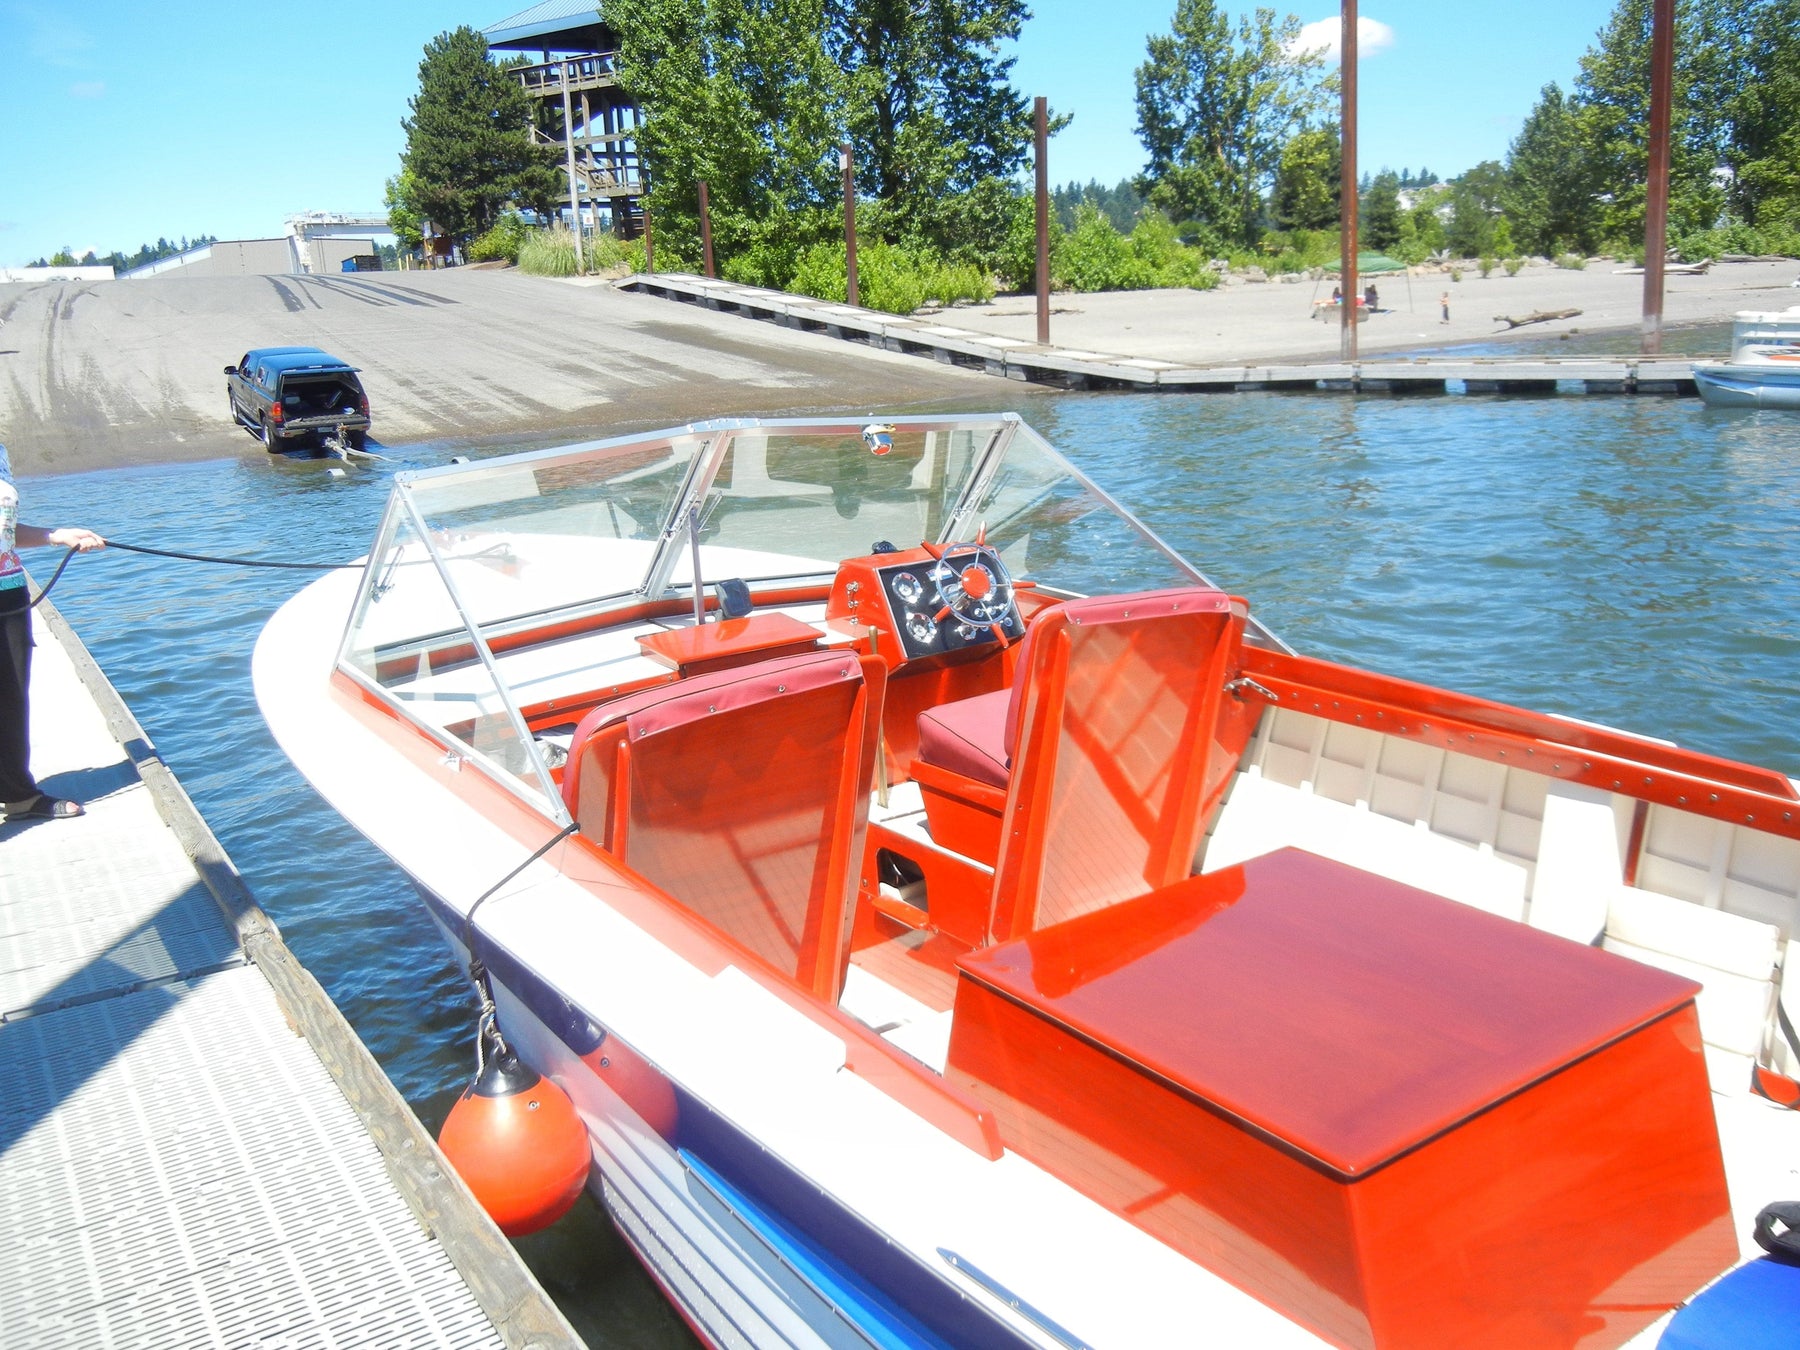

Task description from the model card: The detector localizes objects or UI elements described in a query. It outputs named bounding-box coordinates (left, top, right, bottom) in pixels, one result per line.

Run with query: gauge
left=892, top=571, right=923, bottom=605
left=905, top=612, right=937, bottom=646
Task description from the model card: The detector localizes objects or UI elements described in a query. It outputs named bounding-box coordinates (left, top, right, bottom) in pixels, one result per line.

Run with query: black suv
left=226, top=347, right=371, bottom=451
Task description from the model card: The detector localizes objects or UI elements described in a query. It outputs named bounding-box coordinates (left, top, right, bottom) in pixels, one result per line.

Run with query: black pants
left=0, top=587, right=38, bottom=804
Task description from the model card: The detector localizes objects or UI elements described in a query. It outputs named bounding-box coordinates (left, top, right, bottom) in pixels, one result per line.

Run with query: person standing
left=1440, top=291, right=1451, bottom=323
left=0, top=442, right=106, bottom=821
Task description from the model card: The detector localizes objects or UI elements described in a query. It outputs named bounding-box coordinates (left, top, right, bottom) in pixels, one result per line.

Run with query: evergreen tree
left=1503, top=83, right=1597, bottom=254
left=1272, top=126, right=1339, bottom=231
left=399, top=26, right=560, bottom=243
left=1360, top=169, right=1403, bottom=250
left=1133, top=0, right=1328, bottom=249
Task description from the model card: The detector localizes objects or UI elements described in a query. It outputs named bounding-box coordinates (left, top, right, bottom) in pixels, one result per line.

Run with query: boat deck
left=0, top=600, right=580, bottom=1349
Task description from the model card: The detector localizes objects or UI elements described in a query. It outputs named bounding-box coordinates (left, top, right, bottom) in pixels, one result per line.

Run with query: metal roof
left=483, top=1, right=611, bottom=51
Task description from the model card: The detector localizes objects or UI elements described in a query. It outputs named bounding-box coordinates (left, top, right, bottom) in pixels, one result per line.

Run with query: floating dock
left=622, top=273, right=1701, bottom=396
left=0, top=599, right=582, bottom=1349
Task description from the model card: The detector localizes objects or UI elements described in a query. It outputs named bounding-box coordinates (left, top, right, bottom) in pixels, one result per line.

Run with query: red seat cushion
left=916, top=688, right=1013, bottom=789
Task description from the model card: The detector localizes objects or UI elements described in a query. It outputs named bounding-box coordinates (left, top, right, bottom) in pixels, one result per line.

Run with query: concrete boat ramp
left=623, top=273, right=1702, bottom=396
left=0, top=600, right=581, bottom=1349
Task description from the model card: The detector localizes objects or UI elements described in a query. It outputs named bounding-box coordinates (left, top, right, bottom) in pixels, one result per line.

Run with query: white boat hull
left=1694, top=362, right=1800, bottom=409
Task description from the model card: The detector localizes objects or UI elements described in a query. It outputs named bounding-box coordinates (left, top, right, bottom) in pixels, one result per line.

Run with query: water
left=19, top=391, right=1800, bottom=1339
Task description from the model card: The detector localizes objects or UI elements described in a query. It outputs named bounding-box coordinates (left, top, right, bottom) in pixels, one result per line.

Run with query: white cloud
left=69, top=81, right=105, bottom=99
left=1290, top=16, right=1396, bottom=61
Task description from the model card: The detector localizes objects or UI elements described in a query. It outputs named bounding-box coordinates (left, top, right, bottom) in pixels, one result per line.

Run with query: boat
left=1693, top=307, right=1800, bottom=408
left=254, top=413, right=1800, bottom=1348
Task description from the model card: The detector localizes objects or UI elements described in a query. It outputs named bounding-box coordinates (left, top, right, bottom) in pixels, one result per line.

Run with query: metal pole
left=1643, top=0, right=1674, bottom=355
left=1340, top=0, right=1359, bottom=362
left=1035, top=97, right=1050, bottom=345
left=842, top=144, right=859, bottom=309
left=642, top=168, right=654, bottom=274
left=559, top=62, right=584, bottom=273
left=697, top=179, right=715, bottom=278
left=687, top=506, right=706, bottom=625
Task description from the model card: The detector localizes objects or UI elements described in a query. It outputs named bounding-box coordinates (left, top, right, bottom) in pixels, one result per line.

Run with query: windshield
left=334, top=413, right=1210, bottom=810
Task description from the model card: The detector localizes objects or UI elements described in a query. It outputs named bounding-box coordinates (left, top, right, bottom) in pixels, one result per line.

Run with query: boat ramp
left=622, top=272, right=1701, bottom=396
left=0, top=598, right=581, bottom=1349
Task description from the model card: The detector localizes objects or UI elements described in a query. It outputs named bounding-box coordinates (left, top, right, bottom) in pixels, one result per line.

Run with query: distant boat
left=1694, top=306, right=1800, bottom=408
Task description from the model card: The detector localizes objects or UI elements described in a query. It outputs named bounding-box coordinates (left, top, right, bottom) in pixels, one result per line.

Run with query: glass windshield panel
left=399, top=432, right=705, bottom=629
left=669, top=427, right=988, bottom=591
left=340, top=508, right=544, bottom=793
left=967, top=423, right=1201, bottom=596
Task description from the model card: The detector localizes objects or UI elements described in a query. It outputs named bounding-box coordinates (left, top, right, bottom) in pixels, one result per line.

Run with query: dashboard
left=829, top=545, right=1025, bottom=665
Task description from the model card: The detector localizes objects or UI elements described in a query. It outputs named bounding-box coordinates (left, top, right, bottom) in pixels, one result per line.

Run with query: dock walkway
left=0, top=600, right=581, bottom=1349
left=621, top=273, right=1702, bottom=396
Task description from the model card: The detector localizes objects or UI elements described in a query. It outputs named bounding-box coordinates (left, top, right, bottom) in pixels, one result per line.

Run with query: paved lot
left=0, top=268, right=1004, bottom=475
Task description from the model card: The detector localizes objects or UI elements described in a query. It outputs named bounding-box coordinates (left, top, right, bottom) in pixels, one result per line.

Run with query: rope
left=461, top=820, right=581, bottom=1060
left=25, top=538, right=361, bottom=609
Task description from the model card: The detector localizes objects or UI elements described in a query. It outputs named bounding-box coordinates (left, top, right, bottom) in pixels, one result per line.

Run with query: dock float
left=0, top=599, right=583, bottom=1349
left=621, top=273, right=1701, bottom=396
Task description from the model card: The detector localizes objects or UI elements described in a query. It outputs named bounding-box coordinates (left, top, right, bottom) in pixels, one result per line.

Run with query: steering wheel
left=921, top=530, right=1014, bottom=641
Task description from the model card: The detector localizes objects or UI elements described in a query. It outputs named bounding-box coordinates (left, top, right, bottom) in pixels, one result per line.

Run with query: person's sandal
left=6, top=796, right=84, bottom=820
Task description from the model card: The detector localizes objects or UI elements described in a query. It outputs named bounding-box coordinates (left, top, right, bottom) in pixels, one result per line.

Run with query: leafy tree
left=1133, top=0, right=1328, bottom=249
left=1271, top=126, right=1339, bottom=231
left=49, top=248, right=77, bottom=266
left=1359, top=169, right=1402, bottom=250
left=399, top=27, right=560, bottom=243
left=1724, top=0, right=1800, bottom=226
left=1445, top=160, right=1507, bottom=257
left=384, top=171, right=426, bottom=251
left=1503, top=83, right=1597, bottom=255
left=610, top=0, right=846, bottom=266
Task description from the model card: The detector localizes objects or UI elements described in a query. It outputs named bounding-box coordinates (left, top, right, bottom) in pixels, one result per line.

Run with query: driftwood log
left=1494, top=308, right=1582, bottom=330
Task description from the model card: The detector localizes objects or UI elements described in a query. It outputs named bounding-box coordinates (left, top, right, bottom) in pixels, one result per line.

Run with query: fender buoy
left=438, top=1049, right=591, bottom=1236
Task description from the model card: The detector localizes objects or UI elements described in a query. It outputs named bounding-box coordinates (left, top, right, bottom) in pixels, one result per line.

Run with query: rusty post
left=842, top=144, right=859, bottom=309
left=643, top=196, right=654, bottom=274
left=1642, top=0, right=1674, bottom=354
left=697, top=179, right=715, bottom=278
left=1035, top=97, right=1050, bottom=345
left=1340, top=0, right=1359, bottom=362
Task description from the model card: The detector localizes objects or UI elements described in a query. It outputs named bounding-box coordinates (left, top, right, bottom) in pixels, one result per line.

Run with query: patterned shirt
left=0, top=444, right=22, bottom=591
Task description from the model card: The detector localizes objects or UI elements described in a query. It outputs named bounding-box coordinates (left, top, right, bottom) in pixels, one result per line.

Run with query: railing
left=516, top=53, right=620, bottom=92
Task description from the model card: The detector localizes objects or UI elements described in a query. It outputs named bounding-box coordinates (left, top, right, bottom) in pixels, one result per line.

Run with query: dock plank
left=0, top=599, right=583, bottom=1350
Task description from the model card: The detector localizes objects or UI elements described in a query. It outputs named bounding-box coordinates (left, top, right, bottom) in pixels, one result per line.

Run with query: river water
left=18, top=387, right=1800, bottom=1343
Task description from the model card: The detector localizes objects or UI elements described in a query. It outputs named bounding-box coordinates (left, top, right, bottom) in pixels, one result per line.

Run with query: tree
left=1503, top=82, right=1597, bottom=255
left=1271, top=126, right=1338, bottom=231
left=1446, top=160, right=1507, bottom=257
left=385, top=171, right=426, bottom=251
left=1360, top=170, right=1402, bottom=250
left=49, top=248, right=77, bottom=266
left=1133, top=0, right=1328, bottom=249
left=1724, top=0, right=1800, bottom=226
left=399, top=27, right=560, bottom=244
left=610, top=0, right=847, bottom=266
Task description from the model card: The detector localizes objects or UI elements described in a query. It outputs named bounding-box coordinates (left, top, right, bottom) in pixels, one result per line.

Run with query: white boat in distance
left=1693, top=306, right=1800, bottom=408
left=255, top=414, right=1800, bottom=1349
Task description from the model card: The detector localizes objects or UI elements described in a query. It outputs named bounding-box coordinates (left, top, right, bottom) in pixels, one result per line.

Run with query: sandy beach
left=2, top=256, right=1795, bottom=475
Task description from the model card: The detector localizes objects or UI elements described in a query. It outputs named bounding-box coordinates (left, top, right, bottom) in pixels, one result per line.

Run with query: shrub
left=786, top=240, right=990, bottom=314
left=468, top=212, right=532, bottom=264
left=1503, top=256, right=1525, bottom=276
left=1479, top=255, right=1496, bottom=278
left=517, top=228, right=580, bottom=276
left=1554, top=252, right=1587, bottom=270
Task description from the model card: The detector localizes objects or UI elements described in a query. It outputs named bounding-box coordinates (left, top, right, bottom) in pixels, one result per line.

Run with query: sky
left=1, top=0, right=1626, bottom=268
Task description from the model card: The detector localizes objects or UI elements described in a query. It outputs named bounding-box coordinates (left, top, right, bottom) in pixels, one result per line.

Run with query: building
left=484, top=2, right=644, bottom=237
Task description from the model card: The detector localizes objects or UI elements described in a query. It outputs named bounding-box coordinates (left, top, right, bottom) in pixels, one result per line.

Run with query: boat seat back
left=917, top=588, right=1247, bottom=942
left=562, top=649, right=886, bottom=1001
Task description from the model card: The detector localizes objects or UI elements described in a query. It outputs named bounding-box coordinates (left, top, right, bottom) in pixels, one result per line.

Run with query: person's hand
left=47, top=527, right=105, bottom=552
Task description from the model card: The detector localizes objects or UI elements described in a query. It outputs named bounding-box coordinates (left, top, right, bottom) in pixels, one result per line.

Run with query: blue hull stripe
left=412, top=884, right=1035, bottom=1350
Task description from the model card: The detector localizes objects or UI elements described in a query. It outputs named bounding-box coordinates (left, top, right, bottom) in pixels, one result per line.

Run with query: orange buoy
left=438, top=1047, right=591, bottom=1236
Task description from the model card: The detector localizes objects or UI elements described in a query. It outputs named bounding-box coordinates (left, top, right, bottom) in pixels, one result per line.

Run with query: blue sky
left=1, top=0, right=1622, bottom=267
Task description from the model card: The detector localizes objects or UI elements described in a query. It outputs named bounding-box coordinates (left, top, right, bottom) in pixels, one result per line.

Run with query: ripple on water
left=19, top=396, right=1800, bottom=1339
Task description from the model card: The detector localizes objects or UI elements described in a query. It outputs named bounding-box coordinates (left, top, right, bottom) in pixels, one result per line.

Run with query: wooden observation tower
left=484, top=3, right=644, bottom=238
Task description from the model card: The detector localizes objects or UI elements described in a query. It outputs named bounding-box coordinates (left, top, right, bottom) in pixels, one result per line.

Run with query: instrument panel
left=875, top=549, right=1024, bottom=662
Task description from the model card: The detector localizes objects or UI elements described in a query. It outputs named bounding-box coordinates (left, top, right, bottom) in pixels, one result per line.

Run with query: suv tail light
left=357, top=392, right=370, bottom=417
left=270, top=402, right=284, bottom=423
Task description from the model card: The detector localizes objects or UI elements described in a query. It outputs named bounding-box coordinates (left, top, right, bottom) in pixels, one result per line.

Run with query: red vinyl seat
left=561, top=647, right=886, bottom=1001
left=913, top=588, right=1248, bottom=940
